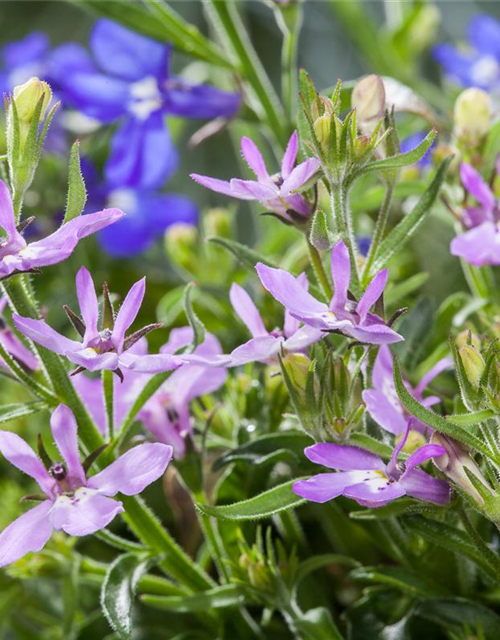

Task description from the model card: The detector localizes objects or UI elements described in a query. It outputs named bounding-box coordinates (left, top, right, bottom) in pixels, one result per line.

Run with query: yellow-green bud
left=12, top=77, right=51, bottom=123
left=282, top=353, right=312, bottom=391
left=351, top=74, right=385, bottom=130
left=454, top=88, right=491, bottom=145
left=164, top=222, right=198, bottom=270
left=456, top=330, right=481, bottom=351
left=204, top=208, right=232, bottom=239
left=396, top=430, right=427, bottom=455
left=313, top=113, right=331, bottom=151
left=459, top=344, right=485, bottom=388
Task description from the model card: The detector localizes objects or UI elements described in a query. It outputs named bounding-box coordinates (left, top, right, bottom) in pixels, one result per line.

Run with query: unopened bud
left=12, top=77, right=51, bottom=123
left=454, top=88, right=491, bottom=145
left=165, top=223, right=198, bottom=270
left=204, top=208, right=231, bottom=239
left=351, top=75, right=385, bottom=130
left=459, top=344, right=485, bottom=388
left=282, top=353, right=312, bottom=391
left=456, top=330, right=481, bottom=351
left=396, top=429, right=427, bottom=455
left=313, top=114, right=331, bottom=151
left=431, top=433, right=491, bottom=504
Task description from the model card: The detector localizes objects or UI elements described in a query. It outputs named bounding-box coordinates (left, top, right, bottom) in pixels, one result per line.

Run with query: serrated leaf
left=0, top=401, right=46, bottom=423
left=350, top=565, right=449, bottom=598
left=142, top=584, right=243, bottom=612
left=393, top=356, right=498, bottom=463
left=196, top=479, right=306, bottom=520
left=183, top=282, right=205, bottom=351
left=64, top=141, right=87, bottom=223
left=368, top=156, right=451, bottom=276
left=101, top=552, right=150, bottom=639
left=213, top=431, right=313, bottom=471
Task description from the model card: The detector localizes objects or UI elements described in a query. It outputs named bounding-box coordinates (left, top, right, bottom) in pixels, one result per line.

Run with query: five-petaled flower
left=450, top=159, right=500, bottom=266
left=0, top=404, right=172, bottom=567
left=13, top=266, right=184, bottom=374
left=51, top=19, right=240, bottom=189
left=293, top=422, right=450, bottom=508
left=433, top=14, right=500, bottom=91
left=256, top=240, right=403, bottom=345
left=191, top=131, right=320, bottom=222
left=362, top=345, right=452, bottom=436
left=0, top=180, right=123, bottom=279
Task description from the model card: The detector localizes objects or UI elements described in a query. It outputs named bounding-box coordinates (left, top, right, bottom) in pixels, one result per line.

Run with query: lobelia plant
left=3, top=3, right=500, bottom=640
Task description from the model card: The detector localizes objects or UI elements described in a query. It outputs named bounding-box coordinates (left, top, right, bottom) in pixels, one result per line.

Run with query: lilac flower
left=256, top=240, right=403, bottom=345
left=13, top=266, right=183, bottom=374
left=450, top=159, right=500, bottom=266
left=81, top=159, right=198, bottom=258
left=293, top=423, right=450, bottom=508
left=50, top=20, right=240, bottom=189
left=433, top=15, right=500, bottom=90
left=0, top=404, right=172, bottom=567
left=0, top=180, right=124, bottom=279
left=74, top=328, right=227, bottom=457
left=191, top=132, right=320, bottom=221
left=0, top=297, right=38, bottom=371
left=362, top=345, right=452, bottom=436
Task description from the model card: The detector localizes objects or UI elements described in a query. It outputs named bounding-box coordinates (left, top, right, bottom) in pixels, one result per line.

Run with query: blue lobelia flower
left=433, top=14, right=500, bottom=90
left=49, top=19, right=241, bottom=190
left=0, top=32, right=50, bottom=95
left=81, top=159, right=198, bottom=258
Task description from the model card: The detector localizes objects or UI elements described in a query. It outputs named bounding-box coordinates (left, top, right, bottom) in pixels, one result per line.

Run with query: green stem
left=307, top=241, right=332, bottom=300
left=204, top=0, right=288, bottom=148
left=0, top=340, right=57, bottom=404
left=274, top=2, right=303, bottom=122
left=361, top=181, right=395, bottom=285
left=102, top=369, right=114, bottom=440
left=330, top=183, right=360, bottom=295
left=461, top=260, right=494, bottom=301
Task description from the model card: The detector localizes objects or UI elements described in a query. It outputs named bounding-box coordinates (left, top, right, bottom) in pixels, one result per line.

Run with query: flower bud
left=454, top=88, right=491, bottom=145
left=351, top=75, right=385, bottom=131
left=164, top=222, right=198, bottom=271
left=204, top=208, right=232, bottom=239
left=313, top=114, right=331, bottom=151
left=282, top=352, right=311, bottom=391
left=12, top=77, right=51, bottom=123
left=431, top=433, right=491, bottom=504
left=456, top=330, right=481, bottom=351
left=396, top=429, right=427, bottom=455
left=458, top=344, right=485, bottom=388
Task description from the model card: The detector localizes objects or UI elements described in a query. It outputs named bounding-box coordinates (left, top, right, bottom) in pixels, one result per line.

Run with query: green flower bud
left=396, top=430, right=427, bottom=455
left=12, top=77, right=51, bottom=123
left=351, top=74, right=385, bottom=131
left=454, top=88, right=491, bottom=145
left=164, top=222, right=198, bottom=271
left=456, top=330, right=481, bottom=351
left=459, top=344, right=485, bottom=388
left=282, top=352, right=311, bottom=390
left=204, top=208, right=232, bottom=239
left=313, top=114, right=331, bottom=152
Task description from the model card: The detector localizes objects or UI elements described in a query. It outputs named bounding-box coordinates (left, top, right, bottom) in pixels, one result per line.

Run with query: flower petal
left=164, top=78, right=240, bottom=119
left=293, top=471, right=375, bottom=503
left=414, top=357, right=453, bottom=397
left=450, top=222, right=500, bottom=267
left=283, top=324, right=324, bottom=352
left=403, top=444, right=447, bottom=474
left=76, top=266, right=99, bottom=341
left=228, top=336, right=282, bottom=367
left=190, top=174, right=239, bottom=198
left=399, top=468, right=450, bottom=505
left=343, top=478, right=406, bottom=506
left=280, top=158, right=320, bottom=195
left=0, top=329, right=38, bottom=370
left=229, top=283, right=268, bottom=338
left=88, top=442, right=172, bottom=496
left=50, top=405, right=86, bottom=487
left=304, top=443, right=385, bottom=471
left=0, top=501, right=53, bottom=568
left=330, top=241, right=350, bottom=312
left=460, top=163, right=495, bottom=213
left=0, top=431, right=53, bottom=495
left=240, top=137, right=270, bottom=181
left=281, top=131, right=299, bottom=180
left=12, top=315, right=80, bottom=355
left=51, top=489, right=123, bottom=536
left=356, top=270, right=388, bottom=322
left=0, top=179, right=17, bottom=238
left=467, top=14, right=500, bottom=58
left=362, top=389, right=406, bottom=435
left=119, top=352, right=184, bottom=373
left=112, top=277, right=146, bottom=350
left=229, top=179, right=278, bottom=201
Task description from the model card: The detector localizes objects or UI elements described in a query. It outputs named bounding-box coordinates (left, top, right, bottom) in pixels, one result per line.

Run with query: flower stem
left=102, top=369, right=114, bottom=440
left=307, top=240, right=332, bottom=301
left=330, top=183, right=361, bottom=296
left=361, top=180, right=395, bottom=286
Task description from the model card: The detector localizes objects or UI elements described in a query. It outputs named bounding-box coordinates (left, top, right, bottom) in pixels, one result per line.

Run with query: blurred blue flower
left=433, top=14, right=500, bottom=90
left=50, top=20, right=241, bottom=190
left=0, top=32, right=49, bottom=94
left=82, top=159, right=198, bottom=258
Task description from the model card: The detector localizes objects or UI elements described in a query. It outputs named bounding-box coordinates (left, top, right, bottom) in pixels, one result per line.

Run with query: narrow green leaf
left=0, top=401, right=46, bottom=423
left=294, top=607, right=345, bottom=640
left=64, top=140, right=87, bottom=223
left=415, top=597, right=500, bottom=639
left=447, top=409, right=496, bottom=426
left=348, top=433, right=393, bottom=459
left=78, top=0, right=234, bottom=70
left=369, top=157, right=452, bottom=275
left=350, top=565, right=450, bottom=598
left=142, top=584, right=244, bottom=612
left=393, top=356, right=498, bottom=463
left=101, top=552, right=150, bottom=639
left=183, top=282, right=205, bottom=351
left=196, top=479, right=307, bottom=520
left=208, top=236, right=278, bottom=271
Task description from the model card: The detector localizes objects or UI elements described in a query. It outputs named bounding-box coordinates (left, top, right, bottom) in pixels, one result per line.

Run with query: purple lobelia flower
left=450, top=159, right=500, bottom=266
left=191, top=132, right=320, bottom=222
left=49, top=20, right=240, bottom=190
left=0, top=404, right=172, bottom=567
left=433, top=15, right=500, bottom=90
left=293, top=422, right=450, bottom=508
left=0, top=180, right=124, bottom=279
left=74, top=328, right=227, bottom=457
left=13, top=266, right=183, bottom=374
left=256, top=240, right=403, bottom=345
left=81, top=159, right=198, bottom=258
left=362, top=345, right=452, bottom=436
left=0, top=297, right=38, bottom=371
